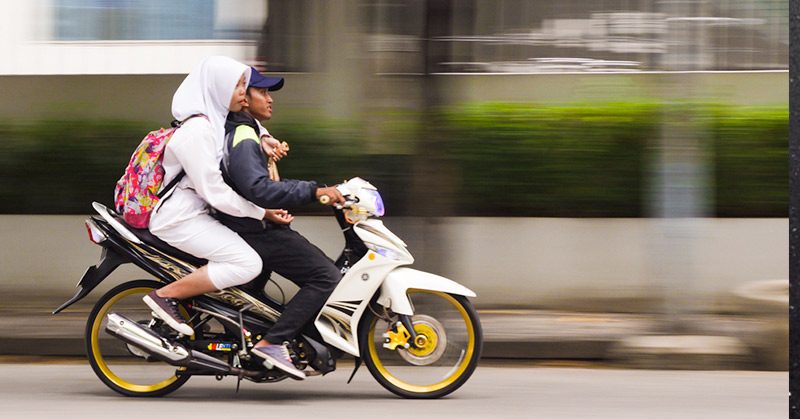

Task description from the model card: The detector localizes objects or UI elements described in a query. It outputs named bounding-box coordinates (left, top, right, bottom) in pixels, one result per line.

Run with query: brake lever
left=335, top=200, right=356, bottom=210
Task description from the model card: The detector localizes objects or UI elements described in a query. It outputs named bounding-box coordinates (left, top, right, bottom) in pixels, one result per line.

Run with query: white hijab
left=171, top=56, right=250, bottom=158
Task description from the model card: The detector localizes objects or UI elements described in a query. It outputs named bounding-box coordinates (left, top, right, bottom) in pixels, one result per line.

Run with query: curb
left=607, top=335, right=753, bottom=370
left=0, top=308, right=787, bottom=370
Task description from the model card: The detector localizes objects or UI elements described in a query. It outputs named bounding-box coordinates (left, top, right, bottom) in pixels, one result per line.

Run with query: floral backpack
left=113, top=115, right=205, bottom=228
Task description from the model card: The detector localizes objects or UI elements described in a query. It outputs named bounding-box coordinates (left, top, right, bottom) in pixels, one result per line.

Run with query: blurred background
left=0, top=0, right=788, bottom=369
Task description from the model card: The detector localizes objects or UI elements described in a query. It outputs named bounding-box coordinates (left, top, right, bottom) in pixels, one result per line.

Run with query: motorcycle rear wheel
left=85, top=279, right=193, bottom=397
left=359, top=290, right=483, bottom=399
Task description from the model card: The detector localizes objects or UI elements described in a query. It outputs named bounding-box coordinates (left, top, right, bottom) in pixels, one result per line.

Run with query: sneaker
left=142, top=290, right=194, bottom=336
left=251, top=343, right=305, bottom=380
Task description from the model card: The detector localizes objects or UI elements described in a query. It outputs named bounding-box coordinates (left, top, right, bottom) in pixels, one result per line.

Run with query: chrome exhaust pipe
left=105, top=312, right=247, bottom=376
left=106, top=312, right=191, bottom=363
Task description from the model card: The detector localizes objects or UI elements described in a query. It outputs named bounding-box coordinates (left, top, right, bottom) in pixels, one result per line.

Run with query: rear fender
left=376, top=268, right=476, bottom=315
left=52, top=247, right=126, bottom=314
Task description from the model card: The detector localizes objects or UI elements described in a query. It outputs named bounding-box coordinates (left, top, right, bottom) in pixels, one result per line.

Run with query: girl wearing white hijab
left=144, top=56, right=286, bottom=335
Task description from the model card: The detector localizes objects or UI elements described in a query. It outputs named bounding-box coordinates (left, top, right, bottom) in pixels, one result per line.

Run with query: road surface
left=0, top=360, right=786, bottom=418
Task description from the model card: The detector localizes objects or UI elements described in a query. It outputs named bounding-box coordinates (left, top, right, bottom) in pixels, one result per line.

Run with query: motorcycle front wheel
left=85, top=279, right=194, bottom=397
left=359, top=290, right=483, bottom=399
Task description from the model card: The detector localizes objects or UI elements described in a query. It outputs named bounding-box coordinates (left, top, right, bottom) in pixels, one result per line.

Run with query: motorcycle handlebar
left=319, top=195, right=355, bottom=210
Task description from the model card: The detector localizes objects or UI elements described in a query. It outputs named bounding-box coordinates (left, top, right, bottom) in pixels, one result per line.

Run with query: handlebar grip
left=319, top=195, right=330, bottom=205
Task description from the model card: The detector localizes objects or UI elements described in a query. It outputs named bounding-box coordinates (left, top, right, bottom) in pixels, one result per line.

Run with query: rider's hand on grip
left=316, top=186, right=346, bottom=207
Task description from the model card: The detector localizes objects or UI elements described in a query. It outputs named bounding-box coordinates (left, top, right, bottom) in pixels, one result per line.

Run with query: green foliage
left=708, top=106, right=788, bottom=217
left=266, top=116, right=366, bottom=188
left=436, top=103, right=660, bottom=217
left=436, top=102, right=786, bottom=217
left=0, top=103, right=786, bottom=217
left=0, top=120, right=149, bottom=214
left=270, top=115, right=416, bottom=214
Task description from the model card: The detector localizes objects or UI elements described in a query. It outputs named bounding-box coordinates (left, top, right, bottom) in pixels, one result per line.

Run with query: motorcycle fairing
left=314, top=250, right=399, bottom=356
left=53, top=212, right=199, bottom=314
left=377, top=268, right=477, bottom=315
left=56, top=202, right=252, bottom=315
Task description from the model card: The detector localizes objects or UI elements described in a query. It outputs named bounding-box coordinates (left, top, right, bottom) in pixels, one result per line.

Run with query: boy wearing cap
left=215, top=68, right=344, bottom=380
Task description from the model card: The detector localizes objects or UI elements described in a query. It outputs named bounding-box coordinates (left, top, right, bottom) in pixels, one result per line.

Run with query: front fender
left=376, top=267, right=476, bottom=315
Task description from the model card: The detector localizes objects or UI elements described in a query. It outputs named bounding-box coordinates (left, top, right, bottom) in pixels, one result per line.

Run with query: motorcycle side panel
left=314, top=251, right=404, bottom=356
left=377, top=268, right=477, bottom=315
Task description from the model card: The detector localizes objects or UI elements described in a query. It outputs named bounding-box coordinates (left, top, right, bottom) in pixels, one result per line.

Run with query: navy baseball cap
left=249, top=67, right=284, bottom=91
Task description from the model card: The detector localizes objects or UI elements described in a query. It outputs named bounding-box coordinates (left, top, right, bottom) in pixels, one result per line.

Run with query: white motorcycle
left=54, top=177, right=483, bottom=399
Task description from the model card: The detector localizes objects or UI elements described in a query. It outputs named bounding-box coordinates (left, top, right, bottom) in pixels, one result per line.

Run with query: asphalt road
left=0, top=360, right=786, bottom=418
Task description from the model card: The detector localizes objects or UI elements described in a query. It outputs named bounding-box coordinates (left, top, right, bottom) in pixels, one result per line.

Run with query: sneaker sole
left=252, top=350, right=306, bottom=380
left=142, top=295, right=194, bottom=336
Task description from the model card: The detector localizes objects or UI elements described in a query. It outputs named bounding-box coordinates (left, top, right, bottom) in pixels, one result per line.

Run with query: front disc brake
left=397, top=315, right=447, bottom=366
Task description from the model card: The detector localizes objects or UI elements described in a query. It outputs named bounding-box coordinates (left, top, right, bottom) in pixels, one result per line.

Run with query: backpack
left=113, top=115, right=205, bottom=228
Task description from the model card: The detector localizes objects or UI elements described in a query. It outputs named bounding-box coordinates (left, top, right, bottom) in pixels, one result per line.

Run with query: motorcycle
left=53, top=177, right=482, bottom=399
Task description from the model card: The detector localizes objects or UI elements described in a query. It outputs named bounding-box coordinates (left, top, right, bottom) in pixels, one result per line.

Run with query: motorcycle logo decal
left=319, top=310, right=353, bottom=342
left=129, top=241, right=197, bottom=280
left=325, top=301, right=360, bottom=317
left=318, top=301, right=360, bottom=343
left=208, top=288, right=282, bottom=322
left=208, top=343, right=232, bottom=351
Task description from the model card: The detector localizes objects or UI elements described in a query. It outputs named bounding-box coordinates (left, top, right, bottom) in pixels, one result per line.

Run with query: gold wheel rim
left=90, top=286, right=188, bottom=393
left=368, top=290, right=475, bottom=394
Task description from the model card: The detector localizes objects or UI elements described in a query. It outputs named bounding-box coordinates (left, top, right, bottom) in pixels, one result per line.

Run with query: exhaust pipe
left=106, top=312, right=191, bottom=363
left=105, top=312, right=252, bottom=376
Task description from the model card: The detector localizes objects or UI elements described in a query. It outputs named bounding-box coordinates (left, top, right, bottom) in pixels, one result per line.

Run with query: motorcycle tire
left=358, top=290, right=483, bottom=399
left=85, top=279, right=195, bottom=397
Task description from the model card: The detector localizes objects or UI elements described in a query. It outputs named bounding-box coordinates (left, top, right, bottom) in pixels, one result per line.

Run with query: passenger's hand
left=264, top=209, right=294, bottom=224
left=316, top=186, right=346, bottom=206
left=261, top=136, right=288, bottom=161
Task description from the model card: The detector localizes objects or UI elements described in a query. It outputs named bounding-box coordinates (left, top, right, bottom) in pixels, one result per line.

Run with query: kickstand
left=347, top=357, right=362, bottom=384
left=235, top=370, right=244, bottom=394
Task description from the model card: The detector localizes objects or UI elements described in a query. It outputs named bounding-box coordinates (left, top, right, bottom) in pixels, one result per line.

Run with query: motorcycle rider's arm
left=168, top=119, right=266, bottom=220
left=227, top=125, right=318, bottom=209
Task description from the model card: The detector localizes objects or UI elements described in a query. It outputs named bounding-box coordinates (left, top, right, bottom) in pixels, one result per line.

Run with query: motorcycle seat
left=107, top=211, right=208, bottom=268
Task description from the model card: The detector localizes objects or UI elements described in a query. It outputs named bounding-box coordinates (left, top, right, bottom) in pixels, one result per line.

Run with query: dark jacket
left=216, top=111, right=318, bottom=233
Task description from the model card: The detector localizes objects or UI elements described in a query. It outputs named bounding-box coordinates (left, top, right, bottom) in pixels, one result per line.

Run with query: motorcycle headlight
left=361, top=188, right=385, bottom=217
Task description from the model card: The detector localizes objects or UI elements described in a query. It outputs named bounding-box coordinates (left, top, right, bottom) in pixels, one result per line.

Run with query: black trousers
left=240, top=224, right=341, bottom=344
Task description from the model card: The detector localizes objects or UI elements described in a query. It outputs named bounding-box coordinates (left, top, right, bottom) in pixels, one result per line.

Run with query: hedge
left=436, top=103, right=658, bottom=217
left=436, top=102, right=787, bottom=217
left=0, top=103, right=786, bottom=217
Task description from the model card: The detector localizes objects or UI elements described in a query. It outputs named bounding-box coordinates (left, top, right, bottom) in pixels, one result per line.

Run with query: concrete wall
left=439, top=217, right=788, bottom=312
left=0, top=215, right=786, bottom=313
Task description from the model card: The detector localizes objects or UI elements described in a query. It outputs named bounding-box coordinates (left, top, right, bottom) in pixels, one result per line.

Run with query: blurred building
left=0, top=0, right=787, bottom=76
left=263, top=0, right=787, bottom=74
left=0, top=0, right=266, bottom=74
